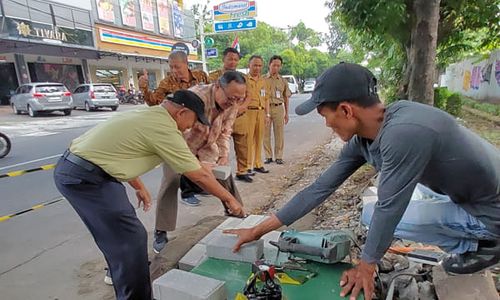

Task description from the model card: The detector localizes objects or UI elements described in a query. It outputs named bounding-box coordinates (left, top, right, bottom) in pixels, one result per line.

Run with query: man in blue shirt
left=224, top=63, right=500, bottom=300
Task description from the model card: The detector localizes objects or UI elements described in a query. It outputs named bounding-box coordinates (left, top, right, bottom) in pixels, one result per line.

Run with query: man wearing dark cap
left=224, top=62, right=500, bottom=300
left=53, top=90, right=245, bottom=300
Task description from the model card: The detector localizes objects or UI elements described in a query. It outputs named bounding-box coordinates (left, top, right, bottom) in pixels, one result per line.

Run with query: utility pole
left=198, top=13, right=208, bottom=73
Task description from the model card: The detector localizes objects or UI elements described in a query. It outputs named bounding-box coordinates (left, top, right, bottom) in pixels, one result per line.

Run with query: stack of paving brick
left=152, top=215, right=284, bottom=300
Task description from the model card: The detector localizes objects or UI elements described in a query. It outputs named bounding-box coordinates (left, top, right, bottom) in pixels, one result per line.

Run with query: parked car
left=10, top=83, right=73, bottom=117
left=282, top=75, right=299, bottom=94
left=303, top=80, right=316, bottom=93
left=72, top=83, right=119, bottom=111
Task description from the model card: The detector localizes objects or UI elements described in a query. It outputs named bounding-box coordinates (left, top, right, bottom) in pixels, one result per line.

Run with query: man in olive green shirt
left=54, top=90, right=244, bottom=300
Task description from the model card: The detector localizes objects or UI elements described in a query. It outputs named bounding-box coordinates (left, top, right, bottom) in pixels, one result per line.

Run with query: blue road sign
left=206, top=48, right=218, bottom=58
left=214, top=18, right=257, bottom=33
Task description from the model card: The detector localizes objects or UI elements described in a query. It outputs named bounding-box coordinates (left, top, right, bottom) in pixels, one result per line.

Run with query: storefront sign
left=157, top=0, right=172, bottom=36
left=3, top=18, right=94, bottom=47
left=213, top=0, right=257, bottom=21
left=139, top=0, right=155, bottom=31
left=119, top=0, right=137, bottom=27
left=172, top=1, right=184, bottom=38
left=96, top=0, right=116, bottom=23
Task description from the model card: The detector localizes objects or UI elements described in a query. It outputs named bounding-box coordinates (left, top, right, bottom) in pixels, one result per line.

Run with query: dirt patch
left=460, top=109, right=500, bottom=147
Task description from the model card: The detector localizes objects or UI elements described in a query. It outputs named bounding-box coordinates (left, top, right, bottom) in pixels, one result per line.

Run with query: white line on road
left=0, top=154, right=61, bottom=171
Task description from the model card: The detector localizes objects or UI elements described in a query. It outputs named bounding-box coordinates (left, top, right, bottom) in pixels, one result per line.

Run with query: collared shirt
left=265, top=73, right=291, bottom=104
left=70, top=106, right=200, bottom=181
left=143, top=69, right=209, bottom=106
left=184, top=84, right=239, bottom=163
left=208, top=69, right=225, bottom=84
left=245, top=74, right=269, bottom=108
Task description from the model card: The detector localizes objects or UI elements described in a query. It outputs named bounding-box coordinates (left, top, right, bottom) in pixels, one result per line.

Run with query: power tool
left=269, top=229, right=353, bottom=264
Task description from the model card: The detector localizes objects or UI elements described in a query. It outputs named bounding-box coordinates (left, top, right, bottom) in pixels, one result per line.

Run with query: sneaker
left=264, top=158, right=273, bottom=164
left=104, top=268, right=113, bottom=285
left=153, top=230, right=168, bottom=254
left=180, top=195, right=201, bottom=206
left=275, top=159, right=284, bottom=165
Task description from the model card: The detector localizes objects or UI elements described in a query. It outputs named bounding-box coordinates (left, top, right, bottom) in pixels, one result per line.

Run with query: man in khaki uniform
left=264, top=55, right=292, bottom=165
left=139, top=51, right=208, bottom=106
left=208, top=48, right=253, bottom=182
left=242, top=55, right=270, bottom=178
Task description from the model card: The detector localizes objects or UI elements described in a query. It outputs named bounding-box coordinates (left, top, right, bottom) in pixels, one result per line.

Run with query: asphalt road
left=0, top=93, right=333, bottom=299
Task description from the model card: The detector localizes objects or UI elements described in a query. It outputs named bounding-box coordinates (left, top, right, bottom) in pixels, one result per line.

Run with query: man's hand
left=339, top=260, right=376, bottom=300
left=136, top=188, right=152, bottom=212
left=284, top=113, right=289, bottom=125
left=224, top=199, right=245, bottom=218
left=217, top=156, right=229, bottom=166
left=223, top=227, right=259, bottom=252
left=200, top=161, right=216, bottom=172
left=138, top=69, right=149, bottom=90
left=265, top=114, right=271, bottom=126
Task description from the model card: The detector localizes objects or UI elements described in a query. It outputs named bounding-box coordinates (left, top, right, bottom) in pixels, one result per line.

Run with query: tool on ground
left=243, top=261, right=282, bottom=299
left=269, top=229, right=352, bottom=264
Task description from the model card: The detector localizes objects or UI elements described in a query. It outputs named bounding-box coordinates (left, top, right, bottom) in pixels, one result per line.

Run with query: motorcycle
left=0, top=132, right=11, bottom=159
left=119, top=89, right=138, bottom=105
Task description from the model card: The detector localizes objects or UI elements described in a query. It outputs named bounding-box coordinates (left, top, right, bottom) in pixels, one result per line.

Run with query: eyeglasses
left=221, top=87, right=245, bottom=104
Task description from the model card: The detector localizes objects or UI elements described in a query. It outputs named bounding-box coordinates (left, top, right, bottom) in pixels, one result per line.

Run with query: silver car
left=303, top=80, right=316, bottom=93
left=10, top=83, right=73, bottom=117
left=72, top=84, right=119, bottom=111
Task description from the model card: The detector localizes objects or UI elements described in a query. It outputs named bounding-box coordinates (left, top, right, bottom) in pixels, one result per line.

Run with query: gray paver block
left=362, top=186, right=378, bottom=197
left=212, top=165, right=231, bottom=180
left=362, top=195, right=378, bottom=205
left=199, top=229, right=223, bottom=245
left=206, top=234, right=264, bottom=263
left=216, top=217, right=244, bottom=230
left=178, top=243, right=208, bottom=271
left=153, top=269, right=226, bottom=300
left=234, top=214, right=267, bottom=229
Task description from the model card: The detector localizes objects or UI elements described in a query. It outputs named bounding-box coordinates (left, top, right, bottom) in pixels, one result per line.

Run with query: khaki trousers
left=155, top=164, right=244, bottom=232
left=264, top=104, right=285, bottom=160
left=232, top=113, right=249, bottom=175
left=246, top=109, right=265, bottom=169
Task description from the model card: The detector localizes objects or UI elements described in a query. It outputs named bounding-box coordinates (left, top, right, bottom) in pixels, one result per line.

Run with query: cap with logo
left=295, top=62, right=378, bottom=115
left=167, top=90, right=210, bottom=126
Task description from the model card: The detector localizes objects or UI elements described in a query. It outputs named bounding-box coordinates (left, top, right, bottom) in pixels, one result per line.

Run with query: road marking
left=0, top=197, right=64, bottom=223
left=0, top=163, right=56, bottom=179
left=0, top=154, right=61, bottom=171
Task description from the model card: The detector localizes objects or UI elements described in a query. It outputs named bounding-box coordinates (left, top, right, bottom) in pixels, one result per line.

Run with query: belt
left=271, top=103, right=283, bottom=106
left=237, top=111, right=246, bottom=118
left=248, top=106, right=264, bottom=110
left=62, top=150, right=111, bottom=179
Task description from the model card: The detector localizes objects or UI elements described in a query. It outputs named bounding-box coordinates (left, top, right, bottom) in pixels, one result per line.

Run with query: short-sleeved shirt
left=143, top=69, right=209, bottom=106
left=245, top=74, right=269, bottom=108
left=70, top=106, right=200, bottom=181
left=265, top=73, right=291, bottom=105
left=208, top=69, right=225, bottom=84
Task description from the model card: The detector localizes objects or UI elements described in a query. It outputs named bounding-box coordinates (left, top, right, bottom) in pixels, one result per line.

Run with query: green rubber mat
left=191, top=258, right=363, bottom=300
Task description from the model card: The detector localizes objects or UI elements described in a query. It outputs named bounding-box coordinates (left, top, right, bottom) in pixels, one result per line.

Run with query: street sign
left=214, top=18, right=257, bottom=33
left=204, top=37, right=215, bottom=47
left=213, top=0, right=257, bottom=21
left=206, top=48, right=218, bottom=58
left=191, top=39, right=200, bottom=48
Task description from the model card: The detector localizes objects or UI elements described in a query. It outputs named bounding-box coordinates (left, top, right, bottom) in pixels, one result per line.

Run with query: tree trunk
left=407, top=0, right=440, bottom=105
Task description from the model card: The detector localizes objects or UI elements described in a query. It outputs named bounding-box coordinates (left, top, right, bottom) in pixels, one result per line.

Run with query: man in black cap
left=223, top=62, right=500, bottom=300
left=54, top=90, right=245, bottom=300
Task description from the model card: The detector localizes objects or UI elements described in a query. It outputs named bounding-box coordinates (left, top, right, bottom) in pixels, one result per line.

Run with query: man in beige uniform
left=264, top=55, right=291, bottom=164
left=208, top=47, right=241, bottom=83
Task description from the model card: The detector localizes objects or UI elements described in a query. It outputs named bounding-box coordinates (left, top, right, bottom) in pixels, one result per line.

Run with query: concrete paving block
left=206, top=234, right=264, bottom=263
left=179, top=243, right=208, bottom=271
left=199, top=229, right=223, bottom=245
left=212, top=165, right=231, bottom=180
left=234, top=214, right=267, bottom=229
left=153, top=269, right=226, bottom=300
left=216, top=217, right=244, bottom=230
left=362, top=195, right=378, bottom=205
left=362, top=186, right=378, bottom=197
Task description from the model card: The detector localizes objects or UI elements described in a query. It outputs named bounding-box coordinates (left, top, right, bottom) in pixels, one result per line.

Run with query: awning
left=0, top=39, right=99, bottom=59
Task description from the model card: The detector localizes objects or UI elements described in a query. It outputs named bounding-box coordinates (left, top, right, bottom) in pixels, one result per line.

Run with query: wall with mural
left=442, top=49, right=500, bottom=103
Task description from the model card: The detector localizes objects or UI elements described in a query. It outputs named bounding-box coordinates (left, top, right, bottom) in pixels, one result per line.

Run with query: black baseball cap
left=167, top=90, right=210, bottom=126
left=296, top=62, right=378, bottom=115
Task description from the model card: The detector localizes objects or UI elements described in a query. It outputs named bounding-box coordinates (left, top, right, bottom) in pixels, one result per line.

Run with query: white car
left=303, top=80, right=316, bottom=93
left=282, top=75, right=299, bottom=94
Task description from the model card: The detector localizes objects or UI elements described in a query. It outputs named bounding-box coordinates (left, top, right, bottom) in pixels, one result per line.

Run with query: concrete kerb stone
left=178, top=243, right=208, bottom=271
left=153, top=269, right=226, bottom=300
left=206, top=234, right=264, bottom=263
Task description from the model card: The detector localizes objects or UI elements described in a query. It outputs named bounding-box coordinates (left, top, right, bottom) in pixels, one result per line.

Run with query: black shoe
left=275, top=159, right=284, bottom=165
left=247, top=169, right=256, bottom=176
left=254, top=167, right=269, bottom=174
left=442, top=240, right=500, bottom=274
left=264, top=158, right=273, bottom=164
left=236, top=174, right=253, bottom=182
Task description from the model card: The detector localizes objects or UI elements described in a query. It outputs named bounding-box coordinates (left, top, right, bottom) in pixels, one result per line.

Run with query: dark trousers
left=53, top=156, right=151, bottom=300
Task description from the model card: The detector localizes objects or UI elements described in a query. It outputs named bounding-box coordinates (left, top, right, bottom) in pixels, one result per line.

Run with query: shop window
left=95, top=69, right=124, bottom=87
left=72, top=9, right=92, bottom=31
left=28, top=63, right=84, bottom=92
left=27, top=0, right=52, bottom=25
left=0, top=63, right=19, bottom=105
left=53, top=5, right=74, bottom=29
left=3, top=0, right=30, bottom=20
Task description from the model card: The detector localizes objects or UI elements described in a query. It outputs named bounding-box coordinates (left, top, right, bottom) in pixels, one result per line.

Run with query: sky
left=184, top=0, right=331, bottom=35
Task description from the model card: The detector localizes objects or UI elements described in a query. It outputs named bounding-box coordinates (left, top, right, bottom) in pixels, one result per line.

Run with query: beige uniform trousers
left=246, top=108, right=265, bottom=169
left=232, top=113, right=249, bottom=175
left=264, top=103, right=285, bottom=160
left=155, top=164, right=244, bottom=232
